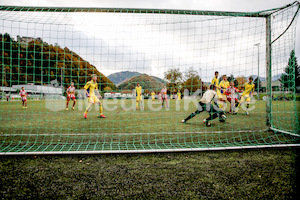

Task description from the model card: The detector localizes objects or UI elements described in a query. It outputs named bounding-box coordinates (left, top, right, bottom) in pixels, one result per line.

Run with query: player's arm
left=84, top=82, right=91, bottom=97
left=95, top=84, right=102, bottom=99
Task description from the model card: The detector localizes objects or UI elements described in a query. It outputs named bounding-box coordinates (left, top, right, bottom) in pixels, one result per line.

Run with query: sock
left=73, top=101, right=76, bottom=107
left=66, top=101, right=69, bottom=107
left=136, top=101, right=139, bottom=109
left=99, top=105, right=103, bottom=115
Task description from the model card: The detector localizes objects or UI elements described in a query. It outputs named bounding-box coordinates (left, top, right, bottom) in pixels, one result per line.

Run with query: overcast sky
left=0, top=0, right=299, bottom=81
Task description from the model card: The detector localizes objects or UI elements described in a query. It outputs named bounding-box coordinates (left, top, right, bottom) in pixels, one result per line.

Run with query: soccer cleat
left=229, top=111, right=232, bottom=114
left=246, top=112, right=249, bottom=115
left=181, top=120, right=186, bottom=123
left=23, top=106, right=25, bottom=109
left=72, top=107, right=75, bottom=110
left=203, top=120, right=211, bottom=127
left=25, top=107, right=27, bottom=109
left=84, top=113, right=87, bottom=119
left=98, top=114, right=106, bottom=118
left=66, top=108, right=69, bottom=111
left=221, top=114, right=226, bottom=120
left=232, top=112, right=238, bottom=115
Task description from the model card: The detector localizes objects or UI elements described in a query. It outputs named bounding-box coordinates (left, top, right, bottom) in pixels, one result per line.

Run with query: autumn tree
left=236, top=76, right=247, bottom=90
left=163, top=68, right=182, bottom=94
left=183, top=67, right=204, bottom=93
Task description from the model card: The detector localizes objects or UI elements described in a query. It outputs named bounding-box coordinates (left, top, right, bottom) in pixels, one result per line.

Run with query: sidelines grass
left=0, top=149, right=299, bottom=199
left=0, top=99, right=299, bottom=152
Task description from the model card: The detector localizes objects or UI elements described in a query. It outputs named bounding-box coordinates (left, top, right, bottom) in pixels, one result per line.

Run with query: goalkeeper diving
left=181, top=85, right=226, bottom=127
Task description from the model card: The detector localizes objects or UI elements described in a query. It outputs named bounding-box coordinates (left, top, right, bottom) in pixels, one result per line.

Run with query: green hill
left=108, top=71, right=166, bottom=86
left=108, top=71, right=141, bottom=86
left=117, top=74, right=164, bottom=92
left=0, top=33, right=115, bottom=90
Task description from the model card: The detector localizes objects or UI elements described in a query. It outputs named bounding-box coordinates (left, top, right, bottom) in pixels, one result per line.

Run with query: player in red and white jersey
left=225, top=81, right=242, bottom=114
left=160, top=86, right=169, bottom=108
left=19, top=87, right=28, bottom=109
left=66, top=82, right=76, bottom=110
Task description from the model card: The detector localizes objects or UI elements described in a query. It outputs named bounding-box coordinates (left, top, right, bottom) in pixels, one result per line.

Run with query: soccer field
left=0, top=99, right=299, bottom=153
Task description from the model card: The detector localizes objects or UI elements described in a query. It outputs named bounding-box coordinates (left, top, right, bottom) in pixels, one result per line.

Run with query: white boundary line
left=1, top=129, right=267, bottom=136
left=1, top=144, right=300, bottom=155
left=270, top=127, right=300, bottom=137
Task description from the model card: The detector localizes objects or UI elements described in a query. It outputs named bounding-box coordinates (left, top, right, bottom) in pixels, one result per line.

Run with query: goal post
left=0, top=2, right=299, bottom=154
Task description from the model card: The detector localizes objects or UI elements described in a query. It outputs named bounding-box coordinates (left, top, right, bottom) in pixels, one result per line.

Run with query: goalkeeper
left=181, top=85, right=226, bottom=127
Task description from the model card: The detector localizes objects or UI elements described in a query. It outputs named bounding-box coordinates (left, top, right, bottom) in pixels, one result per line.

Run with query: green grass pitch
left=0, top=99, right=299, bottom=152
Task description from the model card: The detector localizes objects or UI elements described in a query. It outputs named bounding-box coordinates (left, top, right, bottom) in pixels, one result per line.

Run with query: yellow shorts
left=216, top=90, right=224, bottom=100
left=152, top=97, right=155, bottom=100
left=88, top=96, right=100, bottom=104
left=136, top=95, right=142, bottom=101
left=241, top=95, right=251, bottom=102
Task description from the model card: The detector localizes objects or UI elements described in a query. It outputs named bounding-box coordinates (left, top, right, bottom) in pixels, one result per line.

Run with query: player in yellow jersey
left=219, top=75, right=230, bottom=97
left=135, top=83, right=143, bottom=110
left=177, top=90, right=181, bottom=100
left=151, top=91, right=156, bottom=103
left=211, top=71, right=225, bottom=109
left=83, top=74, right=106, bottom=119
left=236, top=76, right=255, bottom=115
left=219, top=75, right=230, bottom=110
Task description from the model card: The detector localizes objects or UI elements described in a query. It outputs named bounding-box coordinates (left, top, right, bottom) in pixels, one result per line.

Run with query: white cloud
left=0, top=0, right=299, bottom=81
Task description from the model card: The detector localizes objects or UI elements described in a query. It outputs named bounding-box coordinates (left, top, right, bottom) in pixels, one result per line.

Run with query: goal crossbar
left=0, top=1, right=299, bottom=18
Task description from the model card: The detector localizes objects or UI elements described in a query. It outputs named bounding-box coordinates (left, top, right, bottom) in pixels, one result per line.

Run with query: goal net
left=0, top=2, right=299, bottom=154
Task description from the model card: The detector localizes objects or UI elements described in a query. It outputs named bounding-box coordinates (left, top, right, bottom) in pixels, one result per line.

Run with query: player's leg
left=165, top=97, right=169, bottom=108
left=235, top=96, right=245, bottom=113
left=140, top=99, right=143, bottom=110
left=245, top=97, right=251, bottom=115
left=72, top=97, right=76, bottom=110
left=97, top=100, right=106, bottom=118
left=230, top=100, right=234, bottom=113
left=203, top=106, right=226, bottom=126
left=66, top=99, right=69, bottom=110
left=84, top=97, right=94, bottom=119
left=182, top=102, right=205, bottom=123
left=24, top=99, right=27, bottom=108
left=136, top=96, right=140, bottom=110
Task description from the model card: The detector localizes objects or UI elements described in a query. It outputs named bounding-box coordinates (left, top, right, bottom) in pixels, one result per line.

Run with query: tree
left=164, top=68, right=182, bottom=84
left=280, top=50, right=300, bottom=92
left=227, top=74, right=238, bottom=86
left=164, top=68, right=183, bottom=94
left=236, top=76, right=247, bottom=90
left=253, top=77, right=262, bottom=92
left=103, top=86, right=112, bottom=92
left=183, top=67, right=204, bottom=93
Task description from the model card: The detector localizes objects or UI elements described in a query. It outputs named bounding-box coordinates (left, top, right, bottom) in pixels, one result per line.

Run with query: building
left=12, top=84, right=63, bottom=95
left=261, top=80, right=281, bottom=92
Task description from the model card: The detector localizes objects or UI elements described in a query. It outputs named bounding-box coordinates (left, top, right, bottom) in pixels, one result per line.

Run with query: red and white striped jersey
left=67, top=86, right=75, bottom=94
left=226, top=87, right=241, bottom=98
left=19, top=90, right=27, bottom=97
left=161, top=88, right=167, bottom=98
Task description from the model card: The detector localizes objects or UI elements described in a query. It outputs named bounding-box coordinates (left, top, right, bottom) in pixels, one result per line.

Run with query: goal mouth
left=0, top=2, right=299, bottom=154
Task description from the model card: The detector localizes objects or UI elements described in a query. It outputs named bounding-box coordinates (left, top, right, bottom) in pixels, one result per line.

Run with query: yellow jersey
left=211, top=77, right=219, bottom=87
left=151, top=92, right=155, bottom=97
left=219, top=80, right=230, bottom=94
left=177, top=92, right=181, bottom=100
left=242, top=82, right=255, bottom=96
left=136, top=86, right=142, bottom=96
left=84, top=80, right=98, bottom=96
